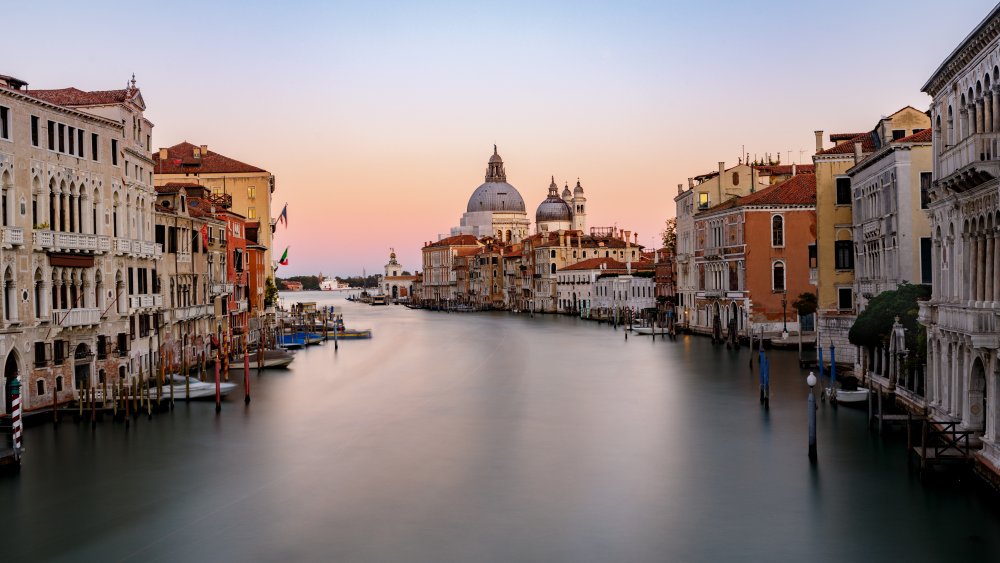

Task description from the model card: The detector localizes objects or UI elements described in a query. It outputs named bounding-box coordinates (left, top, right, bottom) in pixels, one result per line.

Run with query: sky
left=2, top=1, right=996, bottom=277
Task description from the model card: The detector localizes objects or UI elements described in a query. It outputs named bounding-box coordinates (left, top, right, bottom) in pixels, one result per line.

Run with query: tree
left=848, top=283, right=930, bottom=352
left=264, top=277, right=278, bottom=308
left=792, top=292, right=817, bottom=318
left=661, top=217, right=677, bottom=253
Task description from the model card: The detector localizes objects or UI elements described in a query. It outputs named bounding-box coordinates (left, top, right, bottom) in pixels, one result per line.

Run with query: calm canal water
left=2, top=291, right=1000, bottom=562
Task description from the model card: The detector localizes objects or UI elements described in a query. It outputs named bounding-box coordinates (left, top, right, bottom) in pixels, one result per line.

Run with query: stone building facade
left=0, top=74, right=162, bottom=413
left=919, top=4, right=1000, bottom=472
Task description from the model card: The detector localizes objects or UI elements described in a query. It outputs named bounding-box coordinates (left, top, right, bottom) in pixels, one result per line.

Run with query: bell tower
left=572, top=179, right=587, bottom=232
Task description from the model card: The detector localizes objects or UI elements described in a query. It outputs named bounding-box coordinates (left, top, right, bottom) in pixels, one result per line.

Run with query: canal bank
left=2, top=293, right=1000, bottom=562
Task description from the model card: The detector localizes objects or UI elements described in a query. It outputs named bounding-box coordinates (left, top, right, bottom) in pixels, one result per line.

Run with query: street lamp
left=781, top=292, right=788, bottom=339
left=807, top=371, right=817, bottom=462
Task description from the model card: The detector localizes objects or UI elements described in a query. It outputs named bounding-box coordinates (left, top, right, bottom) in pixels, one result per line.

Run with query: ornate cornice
left=923, top=5, right=1000, bottom=96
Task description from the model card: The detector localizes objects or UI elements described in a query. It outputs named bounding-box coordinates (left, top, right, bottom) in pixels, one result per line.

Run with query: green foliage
left=661, top=218, right=677, bottom=252
left=792, top=292, right=817, bottom=317
left=848, top=283, right=930, bottom=350
left=277, top=275, right=321, bottom=290
left=264, top=277, right=278, bottom=307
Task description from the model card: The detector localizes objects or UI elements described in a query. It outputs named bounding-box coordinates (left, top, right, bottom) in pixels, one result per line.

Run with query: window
left=36, top=379, right=45, bottom=396
left=772, top=261, right=785, bottom=292
left=920, top=172, right=932, bottom=209
left=56, top=376, right=63, bottom=392
left=111, top=139, right=118, bottom=165
left=771, top=215, right=784, bottom=247
left=90, top=133, right=99, bottom=161
left=248, top=186, right=256, bottom=199
left=0, top=106, right=8, bottom=140
left=836, top=177, right=851, bottom=205
left=808, top=244, right=817, bottom=269
left=920, top=237, right=932, bottom=284
left=732, top=172, right=740, bottom=186
left=838, top=287, right=853, bottom=310
left=31, top=115, right=39, bottom=146
left=892, top=129, right=906, bottom=141
left=47, top=120, right=55, bottom=150
left=698, top=192, right=710, bottom=209
left=53, top=340, right=65, bottom=365
left=834, top=240, right=854, bottom=270
left=34, top=341, right=46, bottom=367
left=77, top=129, right=84, bottom=157
left=248, top=207, right=257, bottom=220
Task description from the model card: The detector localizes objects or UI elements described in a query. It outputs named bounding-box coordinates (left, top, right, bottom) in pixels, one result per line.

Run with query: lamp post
left=807, top=371, right=817, bottom=462
left=781, top=292, right=788, bottom=339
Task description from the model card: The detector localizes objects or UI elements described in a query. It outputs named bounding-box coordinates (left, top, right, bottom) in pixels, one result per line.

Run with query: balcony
left=177, top=252, right=192, bottom=263
left=128, top=293, right=163, bottom=311
left=52, top=308, right=101, bottom=327
left=934, top=303, right=999, bottom=347
left=938, top=133, right=1000, bottom=191
left=231, top=300, right=248, bottom=314
left=1, top=226, right=23, bottom=247
left=809, top=268, right=818, bottom=285
left=172, top=304, right=213, bottom=322
left=114, top=238, right=131, bottom=254
left=33, top=230, right=107, bottom=253
left=211, top=282, right=234, bottom=295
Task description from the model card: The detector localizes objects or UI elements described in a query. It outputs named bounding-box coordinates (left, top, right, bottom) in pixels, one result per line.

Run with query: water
left=3, top=291, right=999, bottom=562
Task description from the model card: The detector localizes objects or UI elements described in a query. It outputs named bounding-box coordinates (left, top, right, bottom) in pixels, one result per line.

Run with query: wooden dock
left=911, top=420, right=978, bottom=474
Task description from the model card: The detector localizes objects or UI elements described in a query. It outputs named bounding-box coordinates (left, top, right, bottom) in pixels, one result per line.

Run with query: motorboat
left=151, top=374, right=237, bottom=400
left=233, top=348, right=295, bottom=369
left=834, top=387, right=870, bottom=406
left=631, top=325, right=668, bottom=335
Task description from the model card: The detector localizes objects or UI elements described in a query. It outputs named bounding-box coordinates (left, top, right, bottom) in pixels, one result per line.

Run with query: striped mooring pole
left=11, top=374, right=23, bottom=459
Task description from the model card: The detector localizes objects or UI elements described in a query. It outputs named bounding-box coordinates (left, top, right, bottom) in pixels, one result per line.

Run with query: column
left=985, top=233, right=995, bottom=303
left=986, top=95, right=994, bottom=134
left=979, top=99, right=987, bottom=133
left=994, top=227, right=1000, bottom=305
left=965, top=234, right=974, bottom=302
left=978, top=231, right=986, bottom=303
left=994, top=86, right=1000, bottom=132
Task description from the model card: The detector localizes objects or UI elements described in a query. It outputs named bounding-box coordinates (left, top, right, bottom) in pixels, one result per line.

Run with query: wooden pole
left=243, top=333, right=251, bottom=404
left=215, top=345, right=222, bottom=413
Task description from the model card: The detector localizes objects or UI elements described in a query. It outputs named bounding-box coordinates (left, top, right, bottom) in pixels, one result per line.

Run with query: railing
left=231, top=300, right=248, bottom=314
left=809, top=268, right=818, bottom=285
left=2, top=227, right=23, bottom=246
left=211, top=282, right=234, bottom=295
left=177, top=252, right=192, bottom=263
left=98, top=236, right=111, bottom=252
left=33, top=230, right=53, bottom=248
left=129, top=294, right=163, bottom=310
left=114, top=238, right=131, bottom=254
left=939, top=132, right=1000, bottom=181
left=52, top=308, right=101, bottom=327
left=172, top=304, right=213, bottom=321
left=935, top=304, right=997, bottom=335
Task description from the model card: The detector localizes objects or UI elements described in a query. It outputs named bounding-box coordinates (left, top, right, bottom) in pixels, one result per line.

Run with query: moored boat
left=234, top=349, right=295, bottom=369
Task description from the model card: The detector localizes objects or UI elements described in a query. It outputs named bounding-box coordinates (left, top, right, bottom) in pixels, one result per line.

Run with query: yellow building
left=812, top=106, right=930, bottom=352
left=153, top=142, right=276, bottom=277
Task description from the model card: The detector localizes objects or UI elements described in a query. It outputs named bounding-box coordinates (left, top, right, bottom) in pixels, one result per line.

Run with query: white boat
left=152, top=374, right=238, bottom=400
left=234, top=349, right=295, bottom=369
left=632, top=326, right=668, bottom=335
left=833, top=387, right=870, bottom=405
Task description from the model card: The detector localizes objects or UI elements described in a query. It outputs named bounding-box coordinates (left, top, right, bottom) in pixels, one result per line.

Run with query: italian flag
left=279, top=247, right=289, bottom=266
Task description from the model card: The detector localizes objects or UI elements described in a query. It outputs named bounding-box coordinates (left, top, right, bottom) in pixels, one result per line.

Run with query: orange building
left=692, top=173, right=817, bottom=340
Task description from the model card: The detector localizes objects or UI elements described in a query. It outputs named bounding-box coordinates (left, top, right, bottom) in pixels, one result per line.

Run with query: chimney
left=200, top=144, right=208, bottom=156
left=814, top=131, right=824, bottom=153
left=718, top=161, right=725, bottom=178
left=880, top=117, right=892, bottom=144
left=158, top=148, right=167, bottom=160
left=792, top=163, right=797, bottom=176
left=193, top=147, right=201, bottom=159
left=677, top=183, right=683, bottom=195
left=634, top=232, right=638, bottom=245
left=624, top=230, right=631, bottom=247
left=853, top=141, right=863, bottom=164
left=687, top=177, right=694, bottom=189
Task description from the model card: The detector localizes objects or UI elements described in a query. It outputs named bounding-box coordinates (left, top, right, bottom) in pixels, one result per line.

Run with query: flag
left=278, top=204, right=288, bottom=227
left=200, top=224, right=209, bottom=248
left=279, top=247, right=289, bottom=266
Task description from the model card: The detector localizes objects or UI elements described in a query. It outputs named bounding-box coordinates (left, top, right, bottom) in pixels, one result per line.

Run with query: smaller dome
left=561, top=184, right=572, bottom=199
left=573, top=179, right=584, bottom=195
left=536, top=198, right=572, bottom=223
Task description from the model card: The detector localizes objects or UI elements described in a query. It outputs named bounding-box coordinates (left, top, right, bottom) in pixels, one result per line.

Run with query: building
left=692, top=173, right=817, bottom=339
left=153, top=184, right=224, bottom=366
left=919, top=4, right=1000, bottom=475
left=382, top=249, right=417, bottom=300
left=812, top=107, right=930, bottom=356
left=421, top=234, right=481, bottom=304
left=535, top=176, right=587, bottom=233
left=556, top=257, right=630, bottom=314
left=451, top=147, right=530, bottom=242
left=593, top=268, right=656, bottom=316
left=0, top=73, right=162, bottom=413
left=153, top=142, right=275, bottom=281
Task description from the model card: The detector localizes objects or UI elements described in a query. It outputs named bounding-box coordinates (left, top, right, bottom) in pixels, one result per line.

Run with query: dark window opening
left=835, top=240, right=854, bottom=270
left=836, top=177, right=852, bottom=205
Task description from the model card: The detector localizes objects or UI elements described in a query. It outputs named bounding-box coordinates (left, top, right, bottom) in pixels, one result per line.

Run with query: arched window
left=771, top=215, right=784, bottom=247
left=732, top=172, right=740, bottom=186
left=550, top=249, right=556, bottom=258
left=550, top=263, right=556, bottom=274
left=772, top=261, right=786, bottom=292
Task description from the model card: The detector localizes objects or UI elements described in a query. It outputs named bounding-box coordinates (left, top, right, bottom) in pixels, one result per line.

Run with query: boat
left=233, top=348, right=295, bottom=369
left=834, top=387, right=870, bottom=406
left=279, top=334, right=307, bottom=349
left=631, top=325, right=668, bottom=335
left=370, top=294, right=387, bottom=306
left=152, top=374, right=237, bottom=400
left=334, top=328, right=372, bottom=339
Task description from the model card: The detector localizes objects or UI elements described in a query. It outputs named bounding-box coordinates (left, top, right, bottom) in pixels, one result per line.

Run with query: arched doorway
left=391, top=285, right=398, bottom=299
left=4, top=351, right=19, bottom=414
left=969, top=356, right=987, bottom=431
left=74, top=343, right=92, bottom=390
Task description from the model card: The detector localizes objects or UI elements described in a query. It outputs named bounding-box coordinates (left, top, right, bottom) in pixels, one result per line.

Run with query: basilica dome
left=466, top=147, right=526, bottom=213
left=536, top=177, right=572, bottom=222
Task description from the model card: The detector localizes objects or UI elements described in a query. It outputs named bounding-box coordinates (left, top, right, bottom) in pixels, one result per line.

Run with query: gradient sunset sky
left=3, top=1, right=994, bottom=276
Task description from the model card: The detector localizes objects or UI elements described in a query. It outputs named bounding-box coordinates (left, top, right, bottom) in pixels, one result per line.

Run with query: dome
left=467, top=181, right=526, bottom=213
left=536, top=197, right=572, bottom=222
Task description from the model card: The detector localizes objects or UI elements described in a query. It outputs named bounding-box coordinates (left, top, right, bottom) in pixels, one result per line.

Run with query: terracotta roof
left=704, top=173, right=816, bottom=213
left=153, top=142, right=267, bottom=175
left=755, top=164, right=814, bottom=175
left=816, top=131, right=878, bottom=156
left=559, top=257, right=628, bottom=272
left=830, top=132, right=865, bottom=142
left=26, top=87, right=136, bottom=106
left=893, top=128, right=931, bottom=143
left=426, top=234, right=481, bottom=249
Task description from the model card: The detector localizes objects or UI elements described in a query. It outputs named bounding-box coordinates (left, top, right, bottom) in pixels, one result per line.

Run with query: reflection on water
left=2, top=291, right=1000, bottom=562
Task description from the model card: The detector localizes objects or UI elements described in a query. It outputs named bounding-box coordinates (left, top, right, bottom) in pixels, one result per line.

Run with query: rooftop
left=154, top=141, right=268, bottom=175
